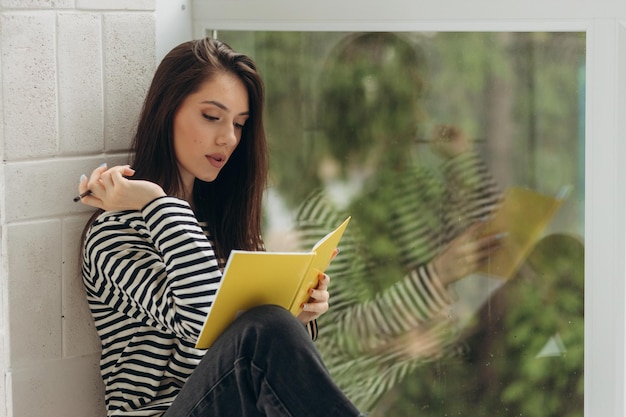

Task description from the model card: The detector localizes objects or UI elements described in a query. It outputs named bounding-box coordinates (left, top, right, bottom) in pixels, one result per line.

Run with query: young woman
left=78, top=38, right=363, bottom=417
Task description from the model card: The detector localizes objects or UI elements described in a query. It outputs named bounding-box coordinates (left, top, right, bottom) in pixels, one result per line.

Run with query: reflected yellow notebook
left=478, top=186, right=570, bottom=280
left=195, top=216, right=351, bottom=349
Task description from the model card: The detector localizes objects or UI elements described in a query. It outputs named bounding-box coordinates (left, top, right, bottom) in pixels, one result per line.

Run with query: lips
left=206, top=153, right=226, bottom=169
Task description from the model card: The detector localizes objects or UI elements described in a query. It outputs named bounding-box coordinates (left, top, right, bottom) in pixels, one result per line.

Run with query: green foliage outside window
left=218, top=30, right=585, bottom=416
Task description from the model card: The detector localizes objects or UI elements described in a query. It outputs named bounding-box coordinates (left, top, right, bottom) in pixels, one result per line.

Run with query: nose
left=216, top=123, right=239, bottom=147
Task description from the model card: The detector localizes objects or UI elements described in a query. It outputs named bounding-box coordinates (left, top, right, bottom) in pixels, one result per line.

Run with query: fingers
left=75, top=164, right=108, bottom=207
left=77, top=163, right=166, bottom=212
left=301, top=295, right=329, bottom=315
left=300, top=273, right=330, bottom=317
left=308, top=274, right=330, bottom=302
left=460, top=220, right=487, bottom=240
left=99, top=164, right=133, bottom=184
left=308, top=288, right=329, bottom=304
left=463, top=231, right=507, bottom=268
left=459, top=219, right=508, bottom=251
left=89, top=164, right=134, bottom=190
left=76, top=164, right=135, bottom=207
left=100, top=166, right=129, bottom=193
left=74, top=174, right=94, bottom=203
left=308, top=253, right=336, bottom=314
left=478, top=231, right=507, bottom=249
left=316, top=273, right=330, bottom=290
left=88, top=163, right=109, bottom=191
left=78, top=174, right=89, bottom=194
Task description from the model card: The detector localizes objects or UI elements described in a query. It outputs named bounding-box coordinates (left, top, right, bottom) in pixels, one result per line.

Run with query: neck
left=179, top=182, right=195, bottom=211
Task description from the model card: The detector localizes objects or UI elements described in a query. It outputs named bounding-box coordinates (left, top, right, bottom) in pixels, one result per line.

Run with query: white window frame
left=190, top=2, right=626, bottom=416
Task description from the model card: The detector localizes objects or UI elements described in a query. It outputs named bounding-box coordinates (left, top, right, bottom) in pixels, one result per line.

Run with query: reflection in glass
left=213, top=30, right=585, bottom=417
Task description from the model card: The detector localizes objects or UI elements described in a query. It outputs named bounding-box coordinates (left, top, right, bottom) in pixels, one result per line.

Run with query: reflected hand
left=429, top=124, right=472, bottom=159
left=389, top=318, right=449, bottom=360
left=78, top=164, right=166, bottom=211
left=432, top=221, right=504, bottom=286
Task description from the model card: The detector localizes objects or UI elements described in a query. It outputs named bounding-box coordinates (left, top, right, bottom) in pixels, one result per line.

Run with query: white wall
left=0, top=1, right=157, bottom=415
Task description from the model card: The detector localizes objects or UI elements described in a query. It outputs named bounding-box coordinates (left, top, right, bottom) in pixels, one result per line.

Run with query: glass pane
left=215, top=30, right=585, bottom=417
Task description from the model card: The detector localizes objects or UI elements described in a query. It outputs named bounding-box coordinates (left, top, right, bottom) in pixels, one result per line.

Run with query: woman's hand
left=432, top=221, right=505, bottom=286
left=297, top=272, right=331, bottom=325
left=297, top=248, right=339, bottom=324
left=78, top=164, right=166, bottom=211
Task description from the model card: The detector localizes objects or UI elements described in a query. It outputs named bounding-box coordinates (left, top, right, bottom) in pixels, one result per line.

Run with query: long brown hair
left=84, top=38, right=268, bottom=259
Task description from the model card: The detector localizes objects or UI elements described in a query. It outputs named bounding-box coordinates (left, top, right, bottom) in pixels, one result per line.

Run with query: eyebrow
left=202, top=100, right=250, bottom=116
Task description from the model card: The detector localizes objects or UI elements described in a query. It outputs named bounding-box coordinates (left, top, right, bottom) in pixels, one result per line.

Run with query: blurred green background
left=216, top=31, right=585, bottom=417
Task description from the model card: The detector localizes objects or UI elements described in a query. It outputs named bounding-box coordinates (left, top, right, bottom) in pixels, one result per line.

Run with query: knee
left=234, top=304, right=307, bottom=345
left=241, top=305, right=300, bottom=332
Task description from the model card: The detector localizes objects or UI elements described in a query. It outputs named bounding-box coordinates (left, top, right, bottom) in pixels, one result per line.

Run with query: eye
left=234, top=116, right=249, bottom=129
left=202, top=114, right=218, bottom=121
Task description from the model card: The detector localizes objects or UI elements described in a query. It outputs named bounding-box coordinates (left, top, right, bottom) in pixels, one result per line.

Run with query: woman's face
left=173, top=72, right=249, bottom=194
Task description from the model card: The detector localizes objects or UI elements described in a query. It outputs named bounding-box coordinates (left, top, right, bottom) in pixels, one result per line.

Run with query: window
left=189, top=1, right=626, bottom=415
left=212, top=29, right=585, bottom=417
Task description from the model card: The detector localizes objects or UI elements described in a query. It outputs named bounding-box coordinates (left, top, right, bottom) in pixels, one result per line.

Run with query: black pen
left=73, top=190, right=92, bottom=202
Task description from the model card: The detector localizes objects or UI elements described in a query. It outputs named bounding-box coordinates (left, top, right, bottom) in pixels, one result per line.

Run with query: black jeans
left=164, top=304, right=363, bottom=417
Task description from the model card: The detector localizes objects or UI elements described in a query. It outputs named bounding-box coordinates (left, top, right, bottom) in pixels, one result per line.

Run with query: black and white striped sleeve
left=295, top=191, right=455, bottom=353
left=82, top=196, right=222, bottom=342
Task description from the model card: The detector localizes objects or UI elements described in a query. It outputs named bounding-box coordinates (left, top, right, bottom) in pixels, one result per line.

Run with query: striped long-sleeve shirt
left=82, top=196, right=316, bottom=416
left=82, top=197, right=220, bottom=416
left=294, top=152, right=502, bottom=412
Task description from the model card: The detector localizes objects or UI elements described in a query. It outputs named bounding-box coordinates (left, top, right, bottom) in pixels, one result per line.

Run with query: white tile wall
left=1, top=1, right=55, bottom=10
left=1, top=12, right=58, bottom=160
left=76, top=0, right=155, bottom=10
left=5, top=155, right=129, bottom=223
left=103, top=13, right=156, bottom=152
left=7, top=220, right=64, bottom=368
left=57, top=12, right=104, bottom=155
left=0, top=1, right=156, bottom=416
left=9, top=353, right=105, bottom=416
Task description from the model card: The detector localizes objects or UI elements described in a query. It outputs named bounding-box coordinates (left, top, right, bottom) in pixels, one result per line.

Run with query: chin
left=197, top=172, right=219, bottom=183
left=197, top=176, right=217, bottom=184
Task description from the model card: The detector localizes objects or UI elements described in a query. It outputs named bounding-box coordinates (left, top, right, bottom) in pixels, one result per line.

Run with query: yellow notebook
left=195, top=216, right=351, bottom=349
left=478, top=186, right=570, bottom=280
